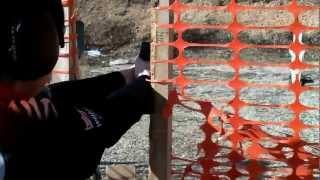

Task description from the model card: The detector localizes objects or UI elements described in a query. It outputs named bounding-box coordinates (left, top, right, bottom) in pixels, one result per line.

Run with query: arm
left=48, top=72, right=153, bottom=146
left=48, top=72, right=127, bottom=109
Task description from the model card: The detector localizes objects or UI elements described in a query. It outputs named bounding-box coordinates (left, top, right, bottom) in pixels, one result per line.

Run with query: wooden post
left=148, top=0, right=173, bottom=179
left=105, top=165, right=136, bottom=180
left=68, top=0, right=79, bottom=80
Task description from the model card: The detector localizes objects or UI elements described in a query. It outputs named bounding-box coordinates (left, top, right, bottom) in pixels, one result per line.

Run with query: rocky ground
left=81, top=58, right=319, bottom=179
left=77, top=0, right=320, bottom=179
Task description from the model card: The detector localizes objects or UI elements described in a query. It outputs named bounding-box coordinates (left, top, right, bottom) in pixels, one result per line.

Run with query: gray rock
left=109, top=59, right=131, bottom=66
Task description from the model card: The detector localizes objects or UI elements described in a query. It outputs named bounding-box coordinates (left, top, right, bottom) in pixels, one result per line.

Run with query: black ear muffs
left=48, top=0, right=65, bottom=48
left=1, top=0, right=65, bottom=81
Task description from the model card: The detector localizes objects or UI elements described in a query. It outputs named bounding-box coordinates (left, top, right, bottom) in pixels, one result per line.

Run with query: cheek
left=49, top=73, right=53, bottom=82
left=44, top=74, right=52, bottom=85
left=31, top=74, right=52, bottom=96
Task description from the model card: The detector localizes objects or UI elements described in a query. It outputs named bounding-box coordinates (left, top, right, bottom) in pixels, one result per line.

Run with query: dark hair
left=1, top=0, right=65, bottom=81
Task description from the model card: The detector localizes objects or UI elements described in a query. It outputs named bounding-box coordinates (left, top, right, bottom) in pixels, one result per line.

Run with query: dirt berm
left=77, top=0, right=155, bottom=58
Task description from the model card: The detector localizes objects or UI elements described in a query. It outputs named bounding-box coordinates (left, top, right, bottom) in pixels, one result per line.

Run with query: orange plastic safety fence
left=152, top=0, right=319, bottom=179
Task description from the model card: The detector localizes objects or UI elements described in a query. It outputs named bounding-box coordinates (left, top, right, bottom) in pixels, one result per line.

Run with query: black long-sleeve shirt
left=0, top=72, right=153, bottom=180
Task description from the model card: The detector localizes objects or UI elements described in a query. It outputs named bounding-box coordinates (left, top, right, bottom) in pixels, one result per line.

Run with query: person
left=0, top=0, right=154, bottom=179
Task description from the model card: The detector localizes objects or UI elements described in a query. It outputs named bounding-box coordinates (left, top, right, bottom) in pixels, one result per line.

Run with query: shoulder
left=8, top=98, right=58, bottom=121
left=7, top=89, right=59, bottom=121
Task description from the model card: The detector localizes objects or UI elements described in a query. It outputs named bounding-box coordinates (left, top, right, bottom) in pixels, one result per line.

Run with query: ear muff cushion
left=10, top=14, right=60, bottom=80
left=47, top=0, right=65, bottom=48
left=1, top=0, right=65, bottom=81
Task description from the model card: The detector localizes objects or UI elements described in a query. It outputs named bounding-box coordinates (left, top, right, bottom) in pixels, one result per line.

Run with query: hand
left=134, top=56, right=150, bottom=78
left=135, top=42, right=150, bottom=78
left=120, top=42, right=151, bottom=84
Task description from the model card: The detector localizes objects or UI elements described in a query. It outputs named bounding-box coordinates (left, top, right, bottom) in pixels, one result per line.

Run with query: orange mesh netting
left=151, top=0, right=319, bottom=179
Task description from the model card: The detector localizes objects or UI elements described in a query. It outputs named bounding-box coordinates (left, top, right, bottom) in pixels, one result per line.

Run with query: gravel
left=81, top=52, right=319, bottom=179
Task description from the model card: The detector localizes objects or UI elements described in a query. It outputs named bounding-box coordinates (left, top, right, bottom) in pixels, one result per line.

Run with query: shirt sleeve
left=48, top=72, right=126, bottom=109
left=0, top=152, right=5, bottom=180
